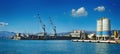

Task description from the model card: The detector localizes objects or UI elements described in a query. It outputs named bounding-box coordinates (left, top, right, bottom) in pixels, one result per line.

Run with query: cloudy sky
left=0, top=0, right=120, bottom=33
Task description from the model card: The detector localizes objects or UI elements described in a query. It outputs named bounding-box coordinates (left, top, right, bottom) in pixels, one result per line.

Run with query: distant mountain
left=86, top=31, right=96, bottom=34
left=0, top=31, right=15, bottom=38
left=86, top=30, right=120, bottom=35
left=57, top=31, right=96, bottom=36
left=38, top=30, right=120, bottom=36
left=57, top=32, right=72, bottom=36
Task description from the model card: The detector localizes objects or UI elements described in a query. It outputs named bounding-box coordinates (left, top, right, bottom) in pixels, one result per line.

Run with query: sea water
left=0, top=40, right=120, bottom=54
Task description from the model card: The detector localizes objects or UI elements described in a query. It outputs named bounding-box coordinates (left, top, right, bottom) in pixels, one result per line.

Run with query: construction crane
left=49, top=17, right=57, bottom=37
left=37, top=14, right=47, bottom=37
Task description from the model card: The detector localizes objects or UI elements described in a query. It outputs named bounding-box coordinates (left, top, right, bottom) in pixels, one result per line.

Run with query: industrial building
left=96, top=17, right=111, bottom=40
left=70, top=30, right=81, bottom=37
left=70, top=30, right=88, bottom=39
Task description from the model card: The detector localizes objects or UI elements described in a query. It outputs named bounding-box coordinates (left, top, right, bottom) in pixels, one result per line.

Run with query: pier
left=72, top=39, right=117, bottom=44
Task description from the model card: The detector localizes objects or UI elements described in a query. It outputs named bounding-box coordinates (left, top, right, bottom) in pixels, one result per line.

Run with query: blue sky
left=0, top=0, right=120, bottom=33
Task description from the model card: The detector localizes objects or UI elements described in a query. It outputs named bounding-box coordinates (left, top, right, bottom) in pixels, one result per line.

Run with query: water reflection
left=95, top=43, right=109, bottom=54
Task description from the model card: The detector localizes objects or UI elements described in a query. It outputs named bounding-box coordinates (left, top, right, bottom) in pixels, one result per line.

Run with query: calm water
left=0, top=40, right=120, bottom=54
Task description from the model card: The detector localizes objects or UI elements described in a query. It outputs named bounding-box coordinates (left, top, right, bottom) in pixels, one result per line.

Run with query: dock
left=72, top=39, right=117, bottom=44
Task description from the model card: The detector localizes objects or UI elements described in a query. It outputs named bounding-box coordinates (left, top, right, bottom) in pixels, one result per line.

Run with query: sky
left=0, top=0, right=120, bottom=33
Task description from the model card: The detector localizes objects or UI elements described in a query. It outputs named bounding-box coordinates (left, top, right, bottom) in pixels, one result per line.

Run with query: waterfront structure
left=70, top=30, right=87, bottom=39
left=96, top=18, right=111, bottom=40
left=13, top=33, right=21, bottom=40
left=88, top=33, right=96, bottom=40
left=97, top=19, right=102, bottom=40
left=70, top=30, right=81, bottom=37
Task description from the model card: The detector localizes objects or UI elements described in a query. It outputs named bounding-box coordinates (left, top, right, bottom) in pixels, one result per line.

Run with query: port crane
left=37, top=14, right=47, bottom=37
left=49, top=17, right=57, bottom=37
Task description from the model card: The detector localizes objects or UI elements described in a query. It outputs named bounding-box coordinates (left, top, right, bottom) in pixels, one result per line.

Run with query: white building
left=70, top=30, right=81, bottom=37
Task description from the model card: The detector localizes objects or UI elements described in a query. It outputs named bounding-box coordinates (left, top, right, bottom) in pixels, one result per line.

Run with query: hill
left=0, top=31, right=15, bottom=39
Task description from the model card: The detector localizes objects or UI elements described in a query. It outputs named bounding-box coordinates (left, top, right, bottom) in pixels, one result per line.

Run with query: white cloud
left=0, top=22, right=8, bottom=27
left=94, top=6, right=105, bottom=12
left=71, top=7, right=88, bottom=17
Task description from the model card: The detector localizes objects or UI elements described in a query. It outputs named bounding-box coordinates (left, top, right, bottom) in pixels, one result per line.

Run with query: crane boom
left=49, top=17, right=57, bottom=37
left=37, top=14, right=46, bottom=36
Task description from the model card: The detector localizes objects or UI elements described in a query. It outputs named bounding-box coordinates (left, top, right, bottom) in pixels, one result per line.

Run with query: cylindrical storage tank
left=96, top=19, right=102, bottom=37
left=102, top=18, right=111, bottom=37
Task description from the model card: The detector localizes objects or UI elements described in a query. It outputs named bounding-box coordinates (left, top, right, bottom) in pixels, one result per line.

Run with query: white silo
left=96, top=18, right=111, bottom=40
left=102, top=18, right=111, bottom=37
left=96, top=19, right=102, bottom=38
